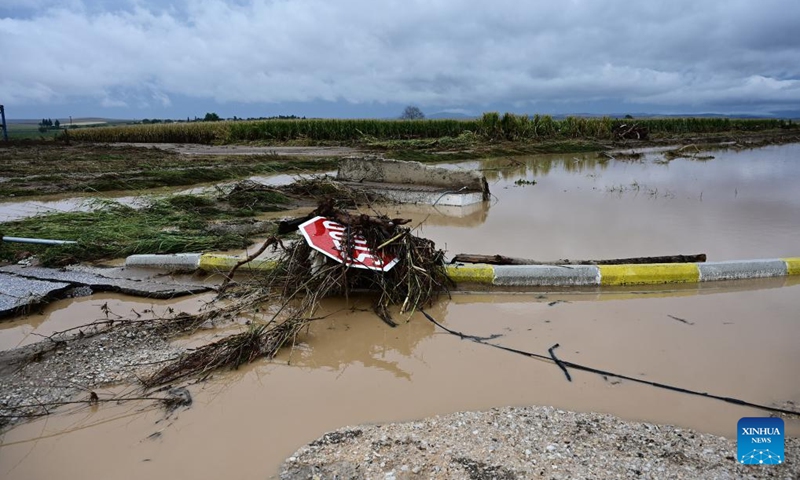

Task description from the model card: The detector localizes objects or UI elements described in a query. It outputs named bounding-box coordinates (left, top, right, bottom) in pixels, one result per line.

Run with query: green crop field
left=5, top=124, right=64, bottom=140
left=63, top=113, right=795, bottom=145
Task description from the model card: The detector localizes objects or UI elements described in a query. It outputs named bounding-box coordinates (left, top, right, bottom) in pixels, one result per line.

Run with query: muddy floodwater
left=409, top=143, right=800, bottom=261
left=1, top=143, right=800, bottom=479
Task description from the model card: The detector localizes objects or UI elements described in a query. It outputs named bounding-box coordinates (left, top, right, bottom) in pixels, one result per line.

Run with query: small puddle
left=0, top=195, right=146, bottom=223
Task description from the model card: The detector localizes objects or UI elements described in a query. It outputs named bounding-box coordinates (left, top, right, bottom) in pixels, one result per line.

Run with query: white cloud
left=2, top=0, right=800, bottom=113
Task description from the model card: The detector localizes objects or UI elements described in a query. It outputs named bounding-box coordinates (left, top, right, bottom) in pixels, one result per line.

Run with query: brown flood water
left=1, top=144, right=800, bottom=479
left=410, top=143, right=800, bottom=261
left=0, top=292, right=219, bottom=351
left=1, top=278, right=799, bottom=480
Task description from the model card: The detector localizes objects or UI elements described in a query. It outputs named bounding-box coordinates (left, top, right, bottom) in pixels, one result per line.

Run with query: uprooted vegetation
left=0, top=142, right=338, bottom=198
left=279, top=176, right=386, bottom=206
left=145, top=198, right=449, bottom=385
left=1, top=201, right=450, bottom=425
left=661, top=144, right=717, bottom=161
left=0, top=178, right=391, bottom=266
left=0, top=183, right=288, bottom=266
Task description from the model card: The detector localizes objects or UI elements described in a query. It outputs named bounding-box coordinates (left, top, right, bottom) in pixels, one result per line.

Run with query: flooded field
left=1, top=143, right=799, bottom=479
left=414, top=143, right=800, bottom=261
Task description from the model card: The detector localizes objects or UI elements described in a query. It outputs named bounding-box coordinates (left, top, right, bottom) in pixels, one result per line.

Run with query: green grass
left=0, top=193, right=288, bottom=266
left=5, top=124, right=63, bottom=141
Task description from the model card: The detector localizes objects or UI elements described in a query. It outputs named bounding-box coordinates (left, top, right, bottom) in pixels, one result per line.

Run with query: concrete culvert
left=337, top=156, right=490, bottom=203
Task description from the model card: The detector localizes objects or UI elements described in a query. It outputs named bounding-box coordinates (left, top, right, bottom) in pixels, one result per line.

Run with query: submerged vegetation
left=65, top=113, right=796, bottom=145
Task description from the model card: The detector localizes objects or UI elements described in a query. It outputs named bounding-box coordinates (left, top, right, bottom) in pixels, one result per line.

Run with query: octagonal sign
left=297, top=216, right=398, bottom=272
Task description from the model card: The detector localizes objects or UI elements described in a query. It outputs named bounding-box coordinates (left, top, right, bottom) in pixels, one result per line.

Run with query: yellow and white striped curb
left=125, top=254, right=800, bottom=287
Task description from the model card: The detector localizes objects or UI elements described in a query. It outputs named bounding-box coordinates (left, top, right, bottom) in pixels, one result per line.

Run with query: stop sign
left=297, top=216, right=399, bottom=272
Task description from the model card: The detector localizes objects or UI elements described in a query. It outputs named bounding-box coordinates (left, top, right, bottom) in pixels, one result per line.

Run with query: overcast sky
left=2, top=0, right=800, bottom=119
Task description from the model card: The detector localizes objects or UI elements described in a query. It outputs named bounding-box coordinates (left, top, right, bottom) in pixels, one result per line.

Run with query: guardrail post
left=0, top=105, right=8, bottom=141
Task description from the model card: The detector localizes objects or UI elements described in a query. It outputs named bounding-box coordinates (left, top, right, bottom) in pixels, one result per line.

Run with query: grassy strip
left=0, top=193, right=288, bottom=266
left=65, top=113, right=796, bottom=145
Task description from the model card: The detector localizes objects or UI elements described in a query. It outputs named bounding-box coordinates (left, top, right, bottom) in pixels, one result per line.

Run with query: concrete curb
left=124, top=253, right=202, bottom=270
left=125, top=254, right=800, bottom=286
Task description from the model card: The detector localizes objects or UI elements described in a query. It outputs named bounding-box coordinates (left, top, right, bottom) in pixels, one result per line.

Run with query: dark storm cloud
left=1, top=0, right=799, bottom=115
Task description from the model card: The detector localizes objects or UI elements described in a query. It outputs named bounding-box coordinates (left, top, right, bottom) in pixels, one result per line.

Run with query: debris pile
left=144, top=200, right=450, bottom=386
left=280, top=176, right=386, bottom=207
left=612, top=123, right=649, bottom=140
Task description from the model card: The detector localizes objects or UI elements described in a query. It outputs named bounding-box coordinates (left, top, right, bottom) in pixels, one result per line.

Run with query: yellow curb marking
left=599, top=263, right=700, bottom=286
left=445, top=264, right=495, bottom=284
left=784, top=257, right=800, bottom=276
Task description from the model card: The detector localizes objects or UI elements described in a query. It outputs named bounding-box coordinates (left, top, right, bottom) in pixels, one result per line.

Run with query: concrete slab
left=337, top=157, right=490, bottom=206
left=493, top=265, right=601, bottom=287
left=0, top=273, right=71, bottom=318
left=0, top=265, right=212, bottom=319
left=698, top=259, right=788, bottom=281
left=338, top=157, right=487, bottom=190
left=338, top=181, right=486, bottom=206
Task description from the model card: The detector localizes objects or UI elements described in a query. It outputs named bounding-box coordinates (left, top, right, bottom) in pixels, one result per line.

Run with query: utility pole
left=0, top=105, right=8, bottom=141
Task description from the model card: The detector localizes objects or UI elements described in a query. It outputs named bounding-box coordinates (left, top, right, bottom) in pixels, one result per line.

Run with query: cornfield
left=66, top=114, right=795, bottom=145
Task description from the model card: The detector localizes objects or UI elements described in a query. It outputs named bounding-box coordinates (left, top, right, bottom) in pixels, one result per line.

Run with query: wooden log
left=450, top=253, right=707, bottom=266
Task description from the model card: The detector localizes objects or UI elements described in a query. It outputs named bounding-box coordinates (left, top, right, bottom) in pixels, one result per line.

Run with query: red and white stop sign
left=297, top=216, right=399, bottom=272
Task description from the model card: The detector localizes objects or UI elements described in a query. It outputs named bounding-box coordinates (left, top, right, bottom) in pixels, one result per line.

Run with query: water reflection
left=422, top=143, right=800, bottom=261
left=279, top=297, right=438, bottom=380
left=480, top=152, right=612, bottom=181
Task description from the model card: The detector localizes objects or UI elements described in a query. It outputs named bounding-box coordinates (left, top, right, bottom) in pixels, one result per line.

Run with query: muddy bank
left=281, top=405, right=799, bottom=479
left=0, top=292, right=218, bottom=430
left=110, top=143, right=361, bottom=157
left=0, top=143, right=339, bottom=197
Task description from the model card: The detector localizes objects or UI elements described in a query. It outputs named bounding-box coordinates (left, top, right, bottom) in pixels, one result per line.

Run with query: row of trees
left=38, top=118, right=61, bottom=132
left=144, top=108, right=425, bottom=124
left=137, top=113, right=309, bottom=124
left=40, top=108, right=424, bottom=132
